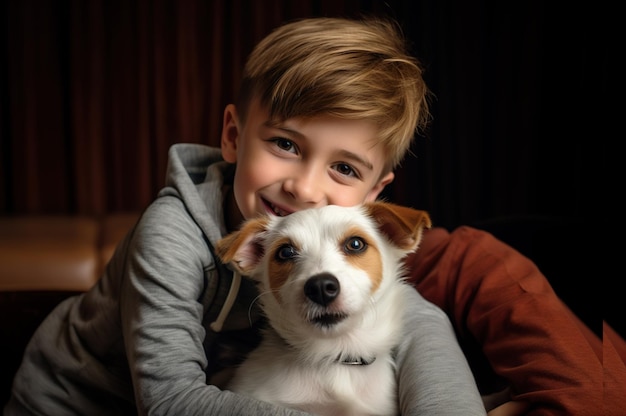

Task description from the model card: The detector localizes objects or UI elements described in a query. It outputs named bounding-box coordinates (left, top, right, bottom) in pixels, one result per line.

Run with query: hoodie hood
left=157, top=143, right=254, bottom=333
left=158, top=143, right=232, bottom=246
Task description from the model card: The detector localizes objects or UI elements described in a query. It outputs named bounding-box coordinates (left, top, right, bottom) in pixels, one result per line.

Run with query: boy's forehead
left=248, top=97, right=367, bottom=130
left=251, top=99, right=380, bottom=144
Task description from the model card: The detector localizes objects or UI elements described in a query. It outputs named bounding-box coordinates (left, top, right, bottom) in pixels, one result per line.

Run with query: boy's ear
left=221, top=104, right=240, bottom=163
left=364, top=171, right=394, bottom=202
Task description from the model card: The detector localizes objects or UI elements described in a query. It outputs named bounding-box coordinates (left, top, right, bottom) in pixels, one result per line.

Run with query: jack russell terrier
left=215, top=201, right=431, bottom=416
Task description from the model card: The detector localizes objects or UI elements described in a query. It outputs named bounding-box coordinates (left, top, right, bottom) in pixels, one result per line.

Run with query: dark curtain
left=0, top=0, right=610, bottom=230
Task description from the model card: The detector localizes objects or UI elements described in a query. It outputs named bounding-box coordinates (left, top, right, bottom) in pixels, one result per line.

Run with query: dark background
left=0, top=1, right=616, bottom=332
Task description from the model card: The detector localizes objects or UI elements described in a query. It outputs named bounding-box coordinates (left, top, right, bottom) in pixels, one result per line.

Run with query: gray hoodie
left=5, top=143, right=486, bottom=415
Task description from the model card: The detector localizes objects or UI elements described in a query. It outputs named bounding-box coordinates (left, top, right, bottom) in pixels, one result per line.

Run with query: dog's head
left=215, top=201, right=431, bottom=341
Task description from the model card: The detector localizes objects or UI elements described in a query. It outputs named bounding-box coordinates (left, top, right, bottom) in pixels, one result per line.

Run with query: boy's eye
left=272, top=138, right=297, bottom=154
left=333, top=163, right=359, bottom=178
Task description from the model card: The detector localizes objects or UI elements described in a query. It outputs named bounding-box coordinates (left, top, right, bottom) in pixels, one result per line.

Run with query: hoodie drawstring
left=209, top=271, right=242, bottom=332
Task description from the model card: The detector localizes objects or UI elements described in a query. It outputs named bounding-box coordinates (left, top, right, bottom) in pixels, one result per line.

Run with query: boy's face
left=221, top=99, right=394, bottom=227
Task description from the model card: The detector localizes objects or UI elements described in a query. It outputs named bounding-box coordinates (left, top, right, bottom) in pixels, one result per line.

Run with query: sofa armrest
left=0, top=212, right=140, bottom=408
left=0, top=216, right=100, bottom=292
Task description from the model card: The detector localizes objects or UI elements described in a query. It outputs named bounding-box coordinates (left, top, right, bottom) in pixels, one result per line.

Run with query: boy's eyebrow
left=268, top=122, right=375, bottom=171
left=337, top=150, right=374, bottom=171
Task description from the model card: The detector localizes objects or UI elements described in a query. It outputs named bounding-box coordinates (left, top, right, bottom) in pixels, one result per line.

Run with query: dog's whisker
left=246, top=289, right=279, bottom=325
left=246, top=293, right=264, bottom=326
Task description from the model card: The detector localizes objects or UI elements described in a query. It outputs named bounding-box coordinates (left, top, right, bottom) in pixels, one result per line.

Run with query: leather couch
left=0, top=212, right=140, bottom=408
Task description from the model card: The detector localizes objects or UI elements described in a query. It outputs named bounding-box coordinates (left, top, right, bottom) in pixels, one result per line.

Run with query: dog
left=215, top=201, right=431, bottom=416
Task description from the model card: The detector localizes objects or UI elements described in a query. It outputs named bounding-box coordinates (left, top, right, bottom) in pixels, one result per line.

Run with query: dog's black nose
left=304, top=273, right=340, bottom=306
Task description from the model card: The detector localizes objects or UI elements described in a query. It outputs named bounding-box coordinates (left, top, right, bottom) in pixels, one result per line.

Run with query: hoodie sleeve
left=120, top=197, right=312, bottom=416
left=404, top=226, right=604, bottom=415
left=395, top=287, right=487, bottom=415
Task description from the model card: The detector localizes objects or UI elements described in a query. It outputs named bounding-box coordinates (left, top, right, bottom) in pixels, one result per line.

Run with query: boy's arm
left=404, top=226, right=603, bottom=415
left=395, top=286, right=487, bottom=415
left=120, top=201, right=312, bottom=416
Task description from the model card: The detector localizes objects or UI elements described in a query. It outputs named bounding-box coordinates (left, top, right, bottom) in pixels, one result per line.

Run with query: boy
left=5, top=16, right=606, bottom=416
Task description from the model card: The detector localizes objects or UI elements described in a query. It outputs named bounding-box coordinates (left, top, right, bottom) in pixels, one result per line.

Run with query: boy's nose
left=283, top=169, right=324, bottom=204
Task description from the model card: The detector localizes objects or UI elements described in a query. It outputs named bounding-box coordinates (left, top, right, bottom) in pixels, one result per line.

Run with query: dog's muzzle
left=304, top=273, right=347, bottom=327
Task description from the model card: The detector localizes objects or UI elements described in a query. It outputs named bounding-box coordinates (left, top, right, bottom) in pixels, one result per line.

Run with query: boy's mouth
left=263, top=199, right=292, bottom=217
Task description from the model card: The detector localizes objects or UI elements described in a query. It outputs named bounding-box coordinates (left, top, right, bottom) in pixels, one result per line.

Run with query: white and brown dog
left=215, top=201, right=431, bottom=416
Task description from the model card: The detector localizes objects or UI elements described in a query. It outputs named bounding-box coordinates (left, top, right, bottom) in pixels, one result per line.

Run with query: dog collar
left=339, top=356, right=376, bottom=366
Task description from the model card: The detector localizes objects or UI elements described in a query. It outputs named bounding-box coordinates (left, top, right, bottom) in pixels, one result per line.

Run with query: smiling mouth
left=263, top=199, right=291, bottom=217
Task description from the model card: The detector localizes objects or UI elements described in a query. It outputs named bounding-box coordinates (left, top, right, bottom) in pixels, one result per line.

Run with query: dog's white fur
left=215, top=201, right=431, bottom=416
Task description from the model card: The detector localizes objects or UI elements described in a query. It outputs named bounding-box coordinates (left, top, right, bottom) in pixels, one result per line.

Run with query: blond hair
left=238, top=16, right=431, bottom=171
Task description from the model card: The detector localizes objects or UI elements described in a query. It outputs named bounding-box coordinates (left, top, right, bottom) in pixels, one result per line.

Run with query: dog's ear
left=364, top=202, right=432, bottom=252
left=215, top=217, right=270, bottom=275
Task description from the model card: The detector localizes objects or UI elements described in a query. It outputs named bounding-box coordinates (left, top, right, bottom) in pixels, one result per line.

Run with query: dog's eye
left=344, top=237, right=367, bottom=254
left=275, top=244, right=298, bottom=261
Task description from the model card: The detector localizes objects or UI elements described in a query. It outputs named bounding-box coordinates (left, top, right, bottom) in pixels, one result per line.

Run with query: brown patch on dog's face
left=267, top=236, right=299, bottom=303
left=341, top=226, right=383, bottom=294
